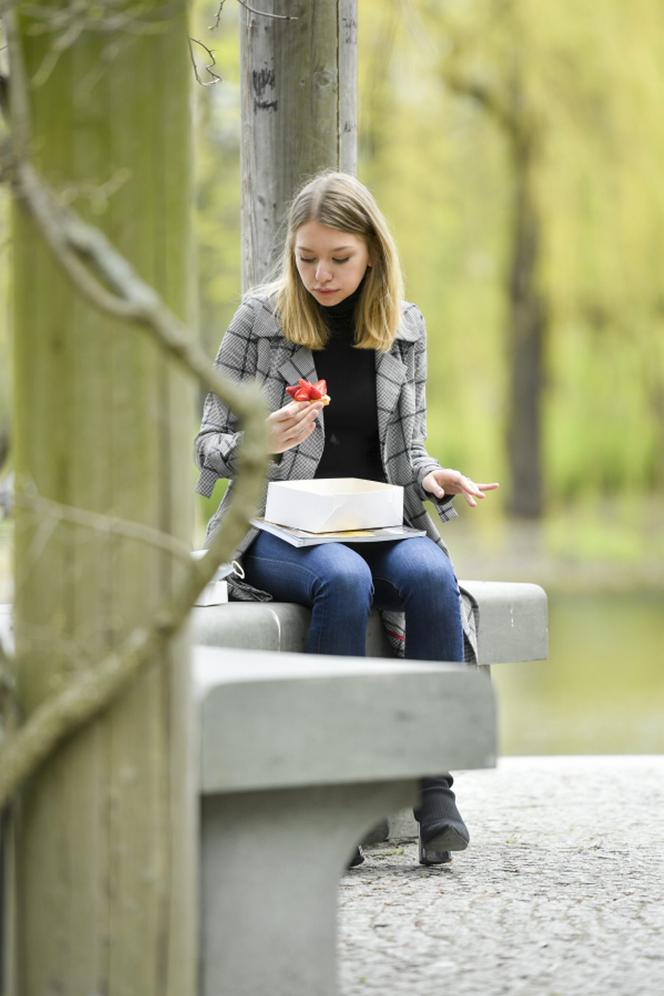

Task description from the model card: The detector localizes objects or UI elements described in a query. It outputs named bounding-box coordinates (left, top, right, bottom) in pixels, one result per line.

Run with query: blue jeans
left=242, top=532, right=464, bottom=662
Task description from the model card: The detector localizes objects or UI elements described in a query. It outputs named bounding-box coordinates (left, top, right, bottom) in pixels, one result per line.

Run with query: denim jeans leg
left=241, top=531, right=374, bottom=656
left=356, top=537, right=467, bottom=839
left=357, top=537, right=464, bottom=662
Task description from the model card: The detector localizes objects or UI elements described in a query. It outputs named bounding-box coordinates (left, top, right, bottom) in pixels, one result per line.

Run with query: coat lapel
left=277, top=344, right=318, bottom=387
left=375, top=305, right=422, bottom=451
left=276, top=343, right=325, bottom=471
left=375, top=346, right=406, bottom=453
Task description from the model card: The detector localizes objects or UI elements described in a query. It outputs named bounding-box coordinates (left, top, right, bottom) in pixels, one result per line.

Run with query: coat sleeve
left=193, top=298, right=259, bottom=497
left=410, top=307, right=457, bottom=521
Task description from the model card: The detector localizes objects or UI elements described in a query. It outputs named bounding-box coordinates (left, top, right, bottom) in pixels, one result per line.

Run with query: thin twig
left=15, top=482, right=195, bottom=566
left=0, top=381, right=267, bottom=804
left=188, top=36, right=222, bottom=86
left=236, top=0, right=298, bottom=22
left=209, top=0, right=227, bottom=31
left=20, top=1, right=178, bottom=88
left=11, top=158, right=264, bottom=416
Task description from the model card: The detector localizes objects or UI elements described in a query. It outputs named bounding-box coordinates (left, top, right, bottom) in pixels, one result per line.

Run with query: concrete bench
left=1, top=582, right=546, bottom=995
left=191, top=580, right=548, bottom=843
left=195, top=645, right=496, bottom=996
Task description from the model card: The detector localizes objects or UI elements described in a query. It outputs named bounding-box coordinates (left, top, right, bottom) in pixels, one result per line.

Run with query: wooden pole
left=239, top=0, right=358, bottom=289
left=9, top=2, right=196, bottom=992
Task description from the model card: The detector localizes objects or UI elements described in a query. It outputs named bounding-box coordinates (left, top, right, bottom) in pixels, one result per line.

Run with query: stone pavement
left=338, top=756, right=664, bottom=996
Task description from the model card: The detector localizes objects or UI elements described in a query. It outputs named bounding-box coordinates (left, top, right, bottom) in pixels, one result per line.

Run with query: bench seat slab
left=191, top=580, right=548, bottom=665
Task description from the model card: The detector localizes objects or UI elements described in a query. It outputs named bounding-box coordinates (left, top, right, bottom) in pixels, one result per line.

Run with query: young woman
left=195, top=171, right=499, bottom=867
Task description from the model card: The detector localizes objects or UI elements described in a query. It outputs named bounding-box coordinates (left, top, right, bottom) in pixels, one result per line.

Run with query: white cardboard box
left=264, top=478, right=404, bottom=533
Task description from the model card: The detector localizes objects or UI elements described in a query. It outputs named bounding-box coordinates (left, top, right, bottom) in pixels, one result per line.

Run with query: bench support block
left=200, top=780, right=416, bottom=996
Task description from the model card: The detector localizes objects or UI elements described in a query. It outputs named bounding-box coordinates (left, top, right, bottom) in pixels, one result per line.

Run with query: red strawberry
left=285, top=377, right=331, bottom=405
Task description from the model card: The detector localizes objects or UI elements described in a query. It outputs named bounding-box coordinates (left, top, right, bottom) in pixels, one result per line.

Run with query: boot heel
left=418, top=827, right=451, bottom=866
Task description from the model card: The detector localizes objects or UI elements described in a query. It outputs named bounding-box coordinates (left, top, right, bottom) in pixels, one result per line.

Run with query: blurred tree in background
left=2, top=1, right=663, bottom=525
left=190, top=0, right=664, bottom=525
left=357, top=0, right=664, bottom=514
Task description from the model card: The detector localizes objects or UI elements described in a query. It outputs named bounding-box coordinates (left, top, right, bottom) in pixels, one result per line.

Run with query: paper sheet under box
left=264, top=478, right=404, bottom=533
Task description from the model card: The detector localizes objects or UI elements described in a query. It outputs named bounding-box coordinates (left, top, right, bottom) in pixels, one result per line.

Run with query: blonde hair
left=253, top=172, right=404, bottom=351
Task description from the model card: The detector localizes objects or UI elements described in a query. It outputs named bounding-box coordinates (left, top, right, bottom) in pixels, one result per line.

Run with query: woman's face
left=294, top=220, right=372, bottom=306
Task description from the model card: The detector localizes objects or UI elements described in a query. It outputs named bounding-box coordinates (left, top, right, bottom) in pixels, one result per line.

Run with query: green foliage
left=5, top=1, right=662, bottom=513
left=358, top=0, right=664, bottom=500
left=193, top=0, right=664, bottom=507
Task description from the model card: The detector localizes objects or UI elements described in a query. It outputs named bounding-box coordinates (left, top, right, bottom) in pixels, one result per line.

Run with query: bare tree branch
left=439, top=66, right=519, bottom=137
left=0, top=3, right=270, bottom=804
left=9, top=156, right=264, bottom=418
left=209, top=0, right=299, bottom=31
left=235, top=0, right=298, bottom=22
left=188, top=35, right=222, bottom=86
left=15, top=481, right=195, bottom=567
left=409, top=1, right=521, bottom=138
left=0, top=379, right=267, bottom=802
left=209, top=0, right=227, bottom=31
left=15, top=2, right=180, bottom=87
left=22, top=0, right=177, bottom=38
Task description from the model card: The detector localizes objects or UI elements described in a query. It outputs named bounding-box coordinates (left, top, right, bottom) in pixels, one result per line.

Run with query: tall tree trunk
left=9, top=3, right=196, bottom=993
left=240, top=0, right=358, bottom=288
left=506, top=131, right=547, bottom=519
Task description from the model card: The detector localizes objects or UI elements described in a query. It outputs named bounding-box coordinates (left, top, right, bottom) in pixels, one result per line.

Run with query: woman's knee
left=313, top=548, right=374, bottom=605
left=394, top=541, right=459, bottom=600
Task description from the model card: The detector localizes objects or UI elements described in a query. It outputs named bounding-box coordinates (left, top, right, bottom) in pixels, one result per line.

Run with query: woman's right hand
left=267, top=400, right=325, bottom=454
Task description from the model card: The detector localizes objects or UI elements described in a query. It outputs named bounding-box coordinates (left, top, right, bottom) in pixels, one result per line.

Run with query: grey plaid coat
left=194, top=293, right=478, bottom=662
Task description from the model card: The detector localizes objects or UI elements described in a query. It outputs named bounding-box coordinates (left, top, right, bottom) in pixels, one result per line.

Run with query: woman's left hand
left=421, top=468, right=500, bottom=509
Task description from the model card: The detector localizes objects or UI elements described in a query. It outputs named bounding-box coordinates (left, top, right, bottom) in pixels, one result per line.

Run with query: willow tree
left=432, top=3, right=548, bottom=520
left=7, top=3, right=197, bottom=992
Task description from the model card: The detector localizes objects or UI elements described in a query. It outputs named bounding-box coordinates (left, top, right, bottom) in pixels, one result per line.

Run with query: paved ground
left=338, top=756, right=664, bottom=996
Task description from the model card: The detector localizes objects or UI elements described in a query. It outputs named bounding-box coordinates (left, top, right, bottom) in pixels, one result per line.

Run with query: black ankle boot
left=414, top=774, right=469, bottom=866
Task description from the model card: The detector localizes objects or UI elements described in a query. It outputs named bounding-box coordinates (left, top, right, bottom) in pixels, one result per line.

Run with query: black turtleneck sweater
left=313, top=281, right=385, bottom=483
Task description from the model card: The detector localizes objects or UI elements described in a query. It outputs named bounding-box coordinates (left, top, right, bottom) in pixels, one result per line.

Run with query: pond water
left=493, top=589, right=664, bottom=755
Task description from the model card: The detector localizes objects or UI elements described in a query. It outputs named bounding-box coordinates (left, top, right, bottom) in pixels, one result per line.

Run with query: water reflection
left=493, top=589, right=664, bottom=755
